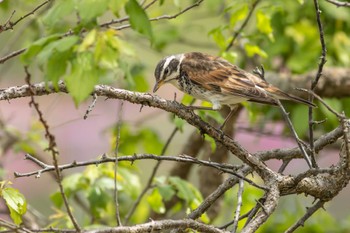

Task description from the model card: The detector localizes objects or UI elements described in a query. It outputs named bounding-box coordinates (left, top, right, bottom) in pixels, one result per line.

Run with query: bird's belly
left=185, top=87, right=246, bottom=108
left=170, top=79, right=246, bottom=107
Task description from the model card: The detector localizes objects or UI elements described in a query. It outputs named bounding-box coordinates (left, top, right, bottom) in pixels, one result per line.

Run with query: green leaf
left=44, top=0, right=75, bottom=27
left=168, top=177, right=195, bottom=203
left=77, top=0, right=109, bottom=25
left=244, top=44, right=268, bottom=58
left=21, top=35, right=61, bottom=65
left=147, top=188, right=165, bottom=214
left=291, top=105, right=309, bottom=136
left=140, top=129, right=163, bottom=154
left=230, top=4, right=248, bottom=28
left=125, top=0, right=153, bottom=41
left=87, top=186, right=109, bottom=218
left=208, top=26, right=227, bottom=51
left=65, top=52, right=100, bottom=105
left=157, top=184, right=176, bottom=201
left=46, top=50, right=71, bottom=88
left=50, top=191, right=63, bottom=208
left=2, top=187, right=27, bottom=224
left=37, top=36, right=80, bottom=66
left=109, top=0, right=128, bottom=16
left=256, top=11, right=274, bottom=41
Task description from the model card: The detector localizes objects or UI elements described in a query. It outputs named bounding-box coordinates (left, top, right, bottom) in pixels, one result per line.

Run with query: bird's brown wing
left=182, top=55, right=278, bottom=105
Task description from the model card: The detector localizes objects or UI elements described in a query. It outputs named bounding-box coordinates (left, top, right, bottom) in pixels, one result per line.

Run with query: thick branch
left=242, top=185, right=280, bottom=233
left=86, top=219, right=229, bottom=233
left=1, top=82, right=276, bottom=180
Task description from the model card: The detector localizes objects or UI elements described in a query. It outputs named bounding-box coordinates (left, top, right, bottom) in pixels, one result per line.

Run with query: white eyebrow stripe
left=160, top=55, right=175, bottom=80
left=177, top=54, right=185, bottom=74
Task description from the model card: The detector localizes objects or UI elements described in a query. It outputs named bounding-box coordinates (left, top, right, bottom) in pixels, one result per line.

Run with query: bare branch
left=0, top=48, right=26, bottom=64
left=86, top=219, right=229, bottom=233
left=325, top=0, right=350, bottom=7
left=2, top=82, right=274, bottom=179
left=24, top=70, right=80, bottom=232
left=276, top=100, right=313, bottom=168
left=114, top=101, right=123, bottom=226
left=284, top=201, right=325, bottom=233
left=0, top=0, right=51, bottom=33
left=232, top=179, right=244, bottom=233
left=124, top=127, right=178, bottom=224
left=308, top=0, right=328, bottom=168
left=84, top=93, right=98, bottom=119
left=242, top=185, right=280, bottom=233
left=114, top=0, right=204, bottom=30
left=14, top=153, right=240, bottom=178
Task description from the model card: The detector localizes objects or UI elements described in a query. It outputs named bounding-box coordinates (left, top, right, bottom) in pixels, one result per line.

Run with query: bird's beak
left=153, top=80, right=164, bottom=93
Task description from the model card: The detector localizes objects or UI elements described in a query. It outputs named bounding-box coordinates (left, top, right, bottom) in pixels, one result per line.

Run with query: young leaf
left=109, top=0, right=128, bottom=16
left=77, top=0, right=109, bottom=25
left=1, top=187, right=27, bottom=225
left=147, top=188, right=165, bottom=214
left=21, top=35, right=61, bottom=65
left=46, top=50, right=71, bottom=88
left=168, top=177, right=195, bottom=203
left=256, top=11, right=274, bottom=41
left=125, top=0, right=153, bottom=41
left=244, top=44, right=268, bottom=58
left=44, top=0, right=75, bottom=27
left=65, top=52, right=100, bottom=105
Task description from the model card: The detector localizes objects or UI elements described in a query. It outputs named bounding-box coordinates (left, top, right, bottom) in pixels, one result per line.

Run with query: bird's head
left=153, top=54, right=184, bottom=93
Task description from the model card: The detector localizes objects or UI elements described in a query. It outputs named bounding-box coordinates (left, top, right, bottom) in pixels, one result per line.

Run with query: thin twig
left=3, top=0, right=52, bottom=32
left=296, top=88, right=343, bottom=119
left=114, top=0, right=204, bottom=30
left=14, top=153, right=241, bottom=178
left=277, top=159, right=292, bottom=174
left=124, top=127, right=178, bottom=224
left=0, top=48, right=26, bottom=64
left=100, top=0, right=158, bottom=28
left=83, top=93, right=98, bottom=119
left=284, top=201, right=325, bottom=233
left=231, top=179, right=244, bottom=233
left=276, top=100, right=313, bottom=168
left=325, top=0, right=350, bottom=7
left=308, top=0, right=328, bottom=168
left=24, top=68, right=80, bottom=232
left=114, top=101, right=123, bottom=226
left=225, top=0, right=261, bottom=51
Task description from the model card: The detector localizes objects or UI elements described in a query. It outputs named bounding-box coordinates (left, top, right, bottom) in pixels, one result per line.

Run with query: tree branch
left=86, top=219, right=229, bottom=233
left=2, top=82, right=275, bottom=180
left=325, top=0, right=350, bottom=7
left=0, top=0, right=51, bottom=33
left=284, top=201, right=325, bottom=233
left=24, top=71, right=80, bottom=231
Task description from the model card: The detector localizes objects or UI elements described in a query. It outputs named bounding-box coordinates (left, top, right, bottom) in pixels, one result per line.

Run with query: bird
left=153, top=52, right=315, bottom=129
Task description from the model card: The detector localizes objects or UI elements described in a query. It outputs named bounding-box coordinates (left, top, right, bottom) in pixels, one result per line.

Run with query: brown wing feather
left=183, top=53, right=275, bottom=103
left=182, top=52, right=315, bottom=107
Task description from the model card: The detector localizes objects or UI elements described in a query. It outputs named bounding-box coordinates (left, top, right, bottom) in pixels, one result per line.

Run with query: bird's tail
left=276, top=89, right=316, bottom=107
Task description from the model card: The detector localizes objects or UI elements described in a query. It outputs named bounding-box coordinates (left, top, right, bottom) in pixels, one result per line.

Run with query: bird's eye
left=164, top=67, right=170, bottom=75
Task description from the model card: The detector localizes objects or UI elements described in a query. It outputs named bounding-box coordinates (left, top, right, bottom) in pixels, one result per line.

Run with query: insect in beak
left=153, top=80, right=164, bottom=93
